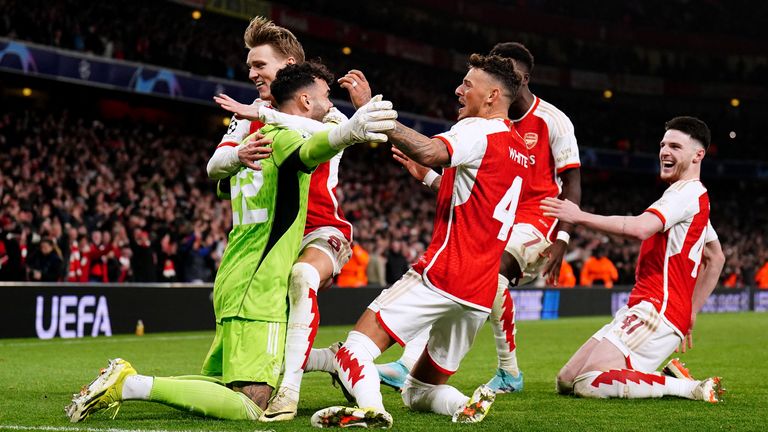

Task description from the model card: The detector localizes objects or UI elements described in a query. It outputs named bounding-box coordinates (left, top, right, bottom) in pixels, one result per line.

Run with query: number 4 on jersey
left=493, top=176, right=523, bottom=241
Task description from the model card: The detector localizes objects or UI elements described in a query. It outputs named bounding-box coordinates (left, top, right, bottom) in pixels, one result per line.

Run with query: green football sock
left=149, top=377, right=262, bottom=420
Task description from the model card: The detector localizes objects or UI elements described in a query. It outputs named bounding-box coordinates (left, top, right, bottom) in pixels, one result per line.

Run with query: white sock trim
left=121, top=374, right=153, bottom=400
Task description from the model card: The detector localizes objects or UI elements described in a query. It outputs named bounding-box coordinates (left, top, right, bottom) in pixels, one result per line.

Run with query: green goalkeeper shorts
left=201, top=317, right=286, bottom=388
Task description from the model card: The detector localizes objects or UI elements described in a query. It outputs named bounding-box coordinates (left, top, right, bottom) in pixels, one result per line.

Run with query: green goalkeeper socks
left=149, top=376, right=262, bottom=420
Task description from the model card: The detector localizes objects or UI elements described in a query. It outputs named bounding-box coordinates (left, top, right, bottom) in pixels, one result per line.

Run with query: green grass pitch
left=1, top=313, right=766, bottom=431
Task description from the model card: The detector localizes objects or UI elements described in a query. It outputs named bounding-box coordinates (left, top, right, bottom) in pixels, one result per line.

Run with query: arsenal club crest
left=523, top=132, right=538, bottom=150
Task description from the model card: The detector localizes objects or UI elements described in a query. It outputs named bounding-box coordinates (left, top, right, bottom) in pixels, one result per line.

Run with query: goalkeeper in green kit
left=65, top=62, right=397, bottom=422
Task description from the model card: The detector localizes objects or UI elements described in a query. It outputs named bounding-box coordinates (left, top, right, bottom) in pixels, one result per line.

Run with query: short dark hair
left=490, top=42, right=534, bottom=74
left=270, top=61, right=334, bottom=107
left=665, top=116, right=711, bottom=150
left=468, top=53, right=523, bottom=102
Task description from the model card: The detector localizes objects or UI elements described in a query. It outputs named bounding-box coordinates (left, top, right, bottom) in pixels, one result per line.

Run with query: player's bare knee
left=555, top=374, right=574, bottom=395
left=289, top=262, right=319, bottom=304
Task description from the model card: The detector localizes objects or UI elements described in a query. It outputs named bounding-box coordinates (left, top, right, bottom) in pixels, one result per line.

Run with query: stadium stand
left=0, top=0, right=766, bottom=286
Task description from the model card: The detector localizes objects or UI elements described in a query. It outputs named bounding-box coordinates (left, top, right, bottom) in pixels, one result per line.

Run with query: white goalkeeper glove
left=328, top=95, right=397, bottom=149
left=322, top=106, right=349, bottom=125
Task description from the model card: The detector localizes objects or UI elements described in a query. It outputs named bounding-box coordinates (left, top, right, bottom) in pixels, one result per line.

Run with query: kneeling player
left=541, top=116, right=725, bottom=402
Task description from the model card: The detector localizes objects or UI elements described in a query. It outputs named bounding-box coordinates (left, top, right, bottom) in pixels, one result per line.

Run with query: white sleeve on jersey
left=434, top=118, right=497, bottom=168
left=549, top=115, right=580, bottom=172
left=207, top=145, right=241, bottom=179
left=646, top=181, right=704, bottom=231
left=705, top=220, right=719, bottom=243
left=218, top=115, right=252, bottom=148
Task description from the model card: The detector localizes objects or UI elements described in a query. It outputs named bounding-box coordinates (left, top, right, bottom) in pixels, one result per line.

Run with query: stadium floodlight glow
left=222, top=117, right=231, bottom=126
left=192, top=10, right=202, bottom=20
left=342, top=46, right=352, bottom=55
left=602, top=89, right=613, bottom=99
left=730, top=98, right=740, bottom=107
left=729, top=131, right=736, bottom=139
left=22, top=87, right=32, bottom=96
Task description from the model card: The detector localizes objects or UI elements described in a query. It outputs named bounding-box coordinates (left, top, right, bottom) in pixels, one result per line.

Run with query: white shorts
left=592, top=301, right=682, bottom=373
left=369, top=269, right=488, bottom=374
left=504, top=223, right=551, bottom=285
left=300, top=227, right=352, bottom=276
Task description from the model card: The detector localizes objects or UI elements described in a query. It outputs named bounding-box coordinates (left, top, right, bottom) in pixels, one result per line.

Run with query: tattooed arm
left=386, top=122, right=451, bottom=168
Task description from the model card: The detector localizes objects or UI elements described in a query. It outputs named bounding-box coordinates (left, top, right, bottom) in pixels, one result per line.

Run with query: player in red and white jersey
left=541, top=116, right=725, bottom=402
left=311, top=54, right=529, bottom=428
left=205, top=17, right=354, bottom=420
left=378, top=42, right=581, bottom=395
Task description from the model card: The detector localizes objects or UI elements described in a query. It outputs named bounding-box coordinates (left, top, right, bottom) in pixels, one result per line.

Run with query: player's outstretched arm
left=299, top=96, right=397, bottom=169
left=386, top=123, right=450, bottom=168
left=391, top=147, right=441, bottom=192
left=540, top=197, right=662, bottom=241
left=214, top=94, right=269, bottom=121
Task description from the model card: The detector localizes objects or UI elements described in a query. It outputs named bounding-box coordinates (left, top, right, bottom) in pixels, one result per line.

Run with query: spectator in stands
left=558, top=259, right=577, bottom=288
left=27, top=238, right=63, bottom=282
left=579, top=246, right=619, bottom=288
left=337, top=242, right=370, bottom=288
left=385, top=240, right=409, bottom=284
left=130, top=229, right=156, bottom=282
left=365, top=239, right=387, bottom=287
left=755, top=259, right=768, bottom=289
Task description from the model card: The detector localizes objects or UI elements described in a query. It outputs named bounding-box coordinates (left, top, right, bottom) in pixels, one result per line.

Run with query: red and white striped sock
left=334, top=331, right=383, bottom=410
left=279, top=262, right=321, bottom=395
left=490, top=274, right=519, bottom=376
left=574, top=369, right=697, bottom=399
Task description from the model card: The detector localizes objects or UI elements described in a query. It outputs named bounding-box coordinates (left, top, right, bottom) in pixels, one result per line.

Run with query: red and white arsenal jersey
left=217, top=107, right=352, bottom=241
left=513, top=96, right=580, bottom=239
left=628, top=179, right=714, bottom=336
left=412, top=117, right=530, bottom=312
left=217, top=110, right=265, bottom=148
left=304, top=151, right=352, bottom=241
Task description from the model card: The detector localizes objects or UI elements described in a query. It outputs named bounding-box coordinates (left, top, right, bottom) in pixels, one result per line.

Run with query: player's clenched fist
left=328, top=95, right=397, bottom=147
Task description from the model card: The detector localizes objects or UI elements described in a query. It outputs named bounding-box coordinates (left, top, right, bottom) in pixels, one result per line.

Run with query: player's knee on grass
left=556, top=376, right=574, bottom=395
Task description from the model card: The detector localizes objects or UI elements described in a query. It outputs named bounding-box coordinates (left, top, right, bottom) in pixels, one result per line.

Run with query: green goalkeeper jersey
left=213, top=124, right=314, bottom=323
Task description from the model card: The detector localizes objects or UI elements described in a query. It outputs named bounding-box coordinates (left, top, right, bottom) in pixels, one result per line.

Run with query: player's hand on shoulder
left=329, top=95, right=398, bottom=146
left=238, top=133, right=273, bottom=171
left=214, top=94, right=268, bottom=121
left=339, top=70, right=373, bottom=109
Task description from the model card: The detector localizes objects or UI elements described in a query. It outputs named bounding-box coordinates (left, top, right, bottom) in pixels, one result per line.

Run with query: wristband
left=556, top=231, right=571, bottom=244
left=423, top=170, right=439, bottom=188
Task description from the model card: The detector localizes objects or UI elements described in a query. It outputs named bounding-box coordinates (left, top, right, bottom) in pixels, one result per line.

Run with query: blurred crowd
left=2, top=1, right=765, bottom=158
left=1, top=0, right=767, bottom=287
left=1, top=108, right=766, bottom=289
